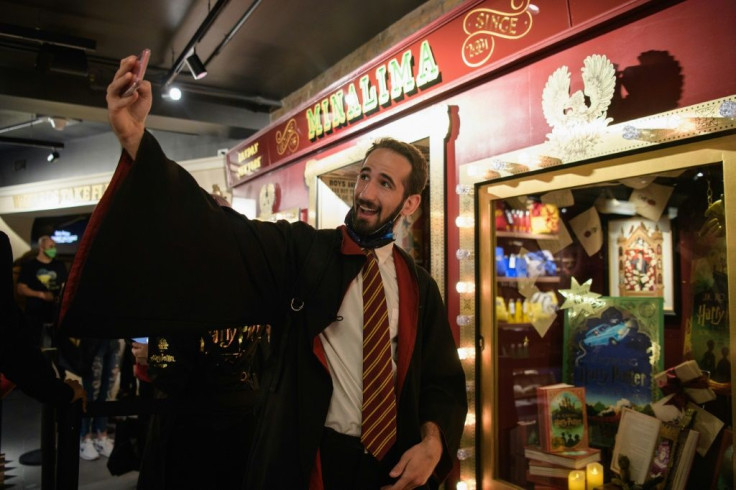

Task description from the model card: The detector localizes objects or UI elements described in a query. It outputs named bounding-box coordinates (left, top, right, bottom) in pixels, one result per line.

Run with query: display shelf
left=497, top=322, right=535, bottom=331
left=496, top=276, right=560, bottom=284
left=496, top=231, right=559, bottom=240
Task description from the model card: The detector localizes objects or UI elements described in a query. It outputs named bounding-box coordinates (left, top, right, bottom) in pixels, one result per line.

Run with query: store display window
left=470, top=136, right=735, bottom=489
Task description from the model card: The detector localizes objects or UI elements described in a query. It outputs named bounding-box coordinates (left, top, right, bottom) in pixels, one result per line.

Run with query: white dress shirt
left=320, top=243, right=399, bottom=437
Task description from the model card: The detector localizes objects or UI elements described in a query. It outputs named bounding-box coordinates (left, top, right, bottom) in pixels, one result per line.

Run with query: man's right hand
left=106, top=55, right=152, bottom=160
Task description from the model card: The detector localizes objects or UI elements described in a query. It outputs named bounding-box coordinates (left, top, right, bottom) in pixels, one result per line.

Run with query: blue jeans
left=80, top=339, right=123, bottom=437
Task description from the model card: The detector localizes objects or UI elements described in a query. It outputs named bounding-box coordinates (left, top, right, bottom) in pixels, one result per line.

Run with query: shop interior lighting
left=185, top=49, right=208, bottom=80
left=455, top=215, right=475, bottom=228
left=455, top=184, right=474, bottom=195
left=47, top=150, right=60, bottom=162
left=719, top=100, right=736, bottom=118
left=456, top=314, right=474, bottom=327
left=455, top=281, right=475, bottom=294
left=456, top=346, right=475, bottom=360
left=162, top=85, right=182, bottom=101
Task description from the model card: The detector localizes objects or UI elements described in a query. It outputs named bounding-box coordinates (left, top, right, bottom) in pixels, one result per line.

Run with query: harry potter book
left=524, top=446, right=601, bottom=469
left=562, top=298, right=664, bottom=418
left=611, top=408, right=687, bottom=488
left=536, top=384, right=589, bottom=452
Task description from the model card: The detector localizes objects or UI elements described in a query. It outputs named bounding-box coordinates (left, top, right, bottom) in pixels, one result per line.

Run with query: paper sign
left=619, top=175, right=656, bottom=189
left=569, top=207, right=603, bottom=256
left=629, top=183, right=674, bottom=222
left=537, top=221, right=573, bottom=254
left=541, top=189, right=575, bottom=207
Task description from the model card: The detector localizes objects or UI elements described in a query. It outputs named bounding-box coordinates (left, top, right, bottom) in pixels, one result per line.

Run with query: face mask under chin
left=344, top=203, right=404, bottom=250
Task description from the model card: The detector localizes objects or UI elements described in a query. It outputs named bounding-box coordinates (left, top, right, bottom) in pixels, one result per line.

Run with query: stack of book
left=524, top=445, right=602, bottom=489
left=525, top=383, right=598, bottom=489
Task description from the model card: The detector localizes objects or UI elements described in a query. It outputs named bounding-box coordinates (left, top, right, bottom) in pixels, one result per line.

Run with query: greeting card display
left=563, top=297, right=664, bottom=414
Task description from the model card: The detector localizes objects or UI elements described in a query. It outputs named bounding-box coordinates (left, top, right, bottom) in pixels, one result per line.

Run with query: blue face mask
left=343, top=207, right=401, bottom=249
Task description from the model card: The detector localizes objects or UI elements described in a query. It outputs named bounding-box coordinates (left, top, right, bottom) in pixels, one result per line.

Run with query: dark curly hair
left=364, top=137, right=428, bottom=198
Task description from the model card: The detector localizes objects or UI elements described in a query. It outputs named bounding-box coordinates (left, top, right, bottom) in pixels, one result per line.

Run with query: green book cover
left=563, top=297, right=664, bottom=416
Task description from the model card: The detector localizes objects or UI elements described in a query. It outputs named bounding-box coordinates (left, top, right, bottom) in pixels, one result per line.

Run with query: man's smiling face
left=352, top=148, right=416, bottom=236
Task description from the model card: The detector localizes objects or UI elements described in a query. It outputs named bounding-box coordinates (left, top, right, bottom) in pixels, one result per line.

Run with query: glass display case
left=461, top=129, right=736, bottom=488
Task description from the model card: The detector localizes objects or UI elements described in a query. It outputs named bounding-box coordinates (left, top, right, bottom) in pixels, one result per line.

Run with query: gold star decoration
left=558, top=277, right=606, bottom=317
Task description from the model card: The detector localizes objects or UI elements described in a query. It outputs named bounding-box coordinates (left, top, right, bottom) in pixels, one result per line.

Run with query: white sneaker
left=93, top=436, right=115, bottom=458
left=80, top=439, right=100, bottom=461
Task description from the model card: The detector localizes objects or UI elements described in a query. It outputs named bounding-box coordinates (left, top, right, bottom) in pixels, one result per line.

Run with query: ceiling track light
left=185, top=49, right=208, bottom=80
left=162, top=85, right=182, bottom=101
left=47, top=150, right=60, bottom=162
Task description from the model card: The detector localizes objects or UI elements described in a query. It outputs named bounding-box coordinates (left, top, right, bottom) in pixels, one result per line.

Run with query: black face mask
left=343, top=206, right=402, bottom=249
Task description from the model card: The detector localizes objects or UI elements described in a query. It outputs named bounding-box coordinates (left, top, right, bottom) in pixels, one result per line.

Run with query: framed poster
left=608, top=217, right=675, bottom=314
left=562, top=297, right=664, bottom=416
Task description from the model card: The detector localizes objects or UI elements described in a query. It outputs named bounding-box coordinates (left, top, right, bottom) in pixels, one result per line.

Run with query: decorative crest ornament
left=542, top=54, right=616, bottom=160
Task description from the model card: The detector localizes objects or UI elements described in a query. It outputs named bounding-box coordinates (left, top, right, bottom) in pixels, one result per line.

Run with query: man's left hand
left=382, top=422, right=442, bottom=490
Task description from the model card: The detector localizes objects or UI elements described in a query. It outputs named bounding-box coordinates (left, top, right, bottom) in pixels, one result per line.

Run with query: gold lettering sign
left=236, top=156, right=263, bottom=178
left=306, top=39, right=441, bottom=141
left=237, top=142, right=260, bottom=163
left=11, top=183, right=109, bottom=210
left=462, top=0, right=534, bottom=68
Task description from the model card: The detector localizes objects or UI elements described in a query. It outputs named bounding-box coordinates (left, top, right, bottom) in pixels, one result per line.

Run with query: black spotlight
left=185, top=51, right=208, bottom=80
left=47, top=150, right=60, bottom=162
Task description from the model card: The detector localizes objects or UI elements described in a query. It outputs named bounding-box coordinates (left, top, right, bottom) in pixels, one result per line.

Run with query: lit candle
left=586, top=462, right=604, bottom=490
left=568, top=470, right=585, bottom=490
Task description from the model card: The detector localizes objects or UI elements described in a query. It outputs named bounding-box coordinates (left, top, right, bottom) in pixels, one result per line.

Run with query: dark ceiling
left=0, top=0, right=428, bottom=159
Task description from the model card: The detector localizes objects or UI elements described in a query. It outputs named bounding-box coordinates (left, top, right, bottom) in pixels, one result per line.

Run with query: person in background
left=1, top=230, right=86, bottom=407
left=60, top=54, right=467, bottom=489
left=78, top=337, right=124, bottom=461
left=16, top=235, right=67, bottom=347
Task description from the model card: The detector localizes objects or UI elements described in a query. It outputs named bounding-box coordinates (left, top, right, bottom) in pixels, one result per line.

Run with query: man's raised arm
left=105, top=55, right=152, bottom=159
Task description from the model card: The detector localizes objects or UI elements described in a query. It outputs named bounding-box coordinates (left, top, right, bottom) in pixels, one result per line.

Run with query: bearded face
left=351, top=197, right=404, bottom=237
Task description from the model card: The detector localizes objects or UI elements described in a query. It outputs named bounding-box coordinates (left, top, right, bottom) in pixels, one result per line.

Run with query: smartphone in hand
left=131, top=337, right=149, bottom=344
left=121, top=48, right=151, bottom=97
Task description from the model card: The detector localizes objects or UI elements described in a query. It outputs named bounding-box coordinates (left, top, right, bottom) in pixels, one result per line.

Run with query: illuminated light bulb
left=456, top=315, right=474, bottom=326
left=164, top=86, right=182, bottom=101
left=719, top=100, right=736, bottom=118
left=456, top=248, right=474, bottom=260
left=455, top=184, right=474, bottom=195
left=622, top=125, right=642, bottom=140
left=455, top=215, right=474, bottom=228
left=457, top=447, right=475, bottom=460
left=465, top=163, right=480, bottom=177
left=456, top=479, right=476, bottom=490
left=457, top=347, right=475, bottom=360
left=455, top=282, right=475, bottom=294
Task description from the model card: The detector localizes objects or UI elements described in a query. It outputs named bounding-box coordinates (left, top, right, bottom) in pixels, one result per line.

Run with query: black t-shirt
left=18, top=258, right=68, bottom=321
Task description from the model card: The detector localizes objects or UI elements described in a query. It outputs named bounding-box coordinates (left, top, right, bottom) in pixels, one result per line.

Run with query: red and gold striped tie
left=361, top=249, right=397, bottom=460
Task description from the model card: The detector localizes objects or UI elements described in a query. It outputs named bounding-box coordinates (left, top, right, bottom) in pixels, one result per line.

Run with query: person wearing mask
left=16, top=235, right=67, bottom=347
left=1, top=230, right=86, bottom=407
left=60, top=54, right=467, bottom=489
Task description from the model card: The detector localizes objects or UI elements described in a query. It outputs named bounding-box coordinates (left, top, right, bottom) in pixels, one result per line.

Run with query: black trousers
left=320, top=427, right=394, bottom=490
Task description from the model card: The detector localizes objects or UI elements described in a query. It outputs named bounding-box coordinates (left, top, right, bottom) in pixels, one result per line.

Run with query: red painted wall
left=443, top=0, right=736, bottom=328
left=234, top=0, right=736, bottom=333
